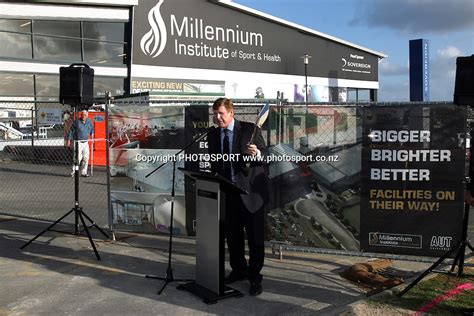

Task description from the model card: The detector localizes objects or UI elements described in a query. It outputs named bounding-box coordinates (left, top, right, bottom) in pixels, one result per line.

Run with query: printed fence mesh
left=107, top=99, right=270, bottom=234
left=2, top=98, right=471, bottom=253
left=0, top=100, right=108, bottom=227
left=0, top=98, right=362, bottom=239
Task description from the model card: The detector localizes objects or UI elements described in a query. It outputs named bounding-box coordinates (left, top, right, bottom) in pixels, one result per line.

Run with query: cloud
left=429, top=46, right=461, bottom=100
left=432, top=46, right=460, bottom=79
left=437, top=46, right=462, bottom=59
left=379, top=59, right=408, bottom=76
left=378, top=45, right=464, bottom=101
left=351, top=0, right=474, bottom=34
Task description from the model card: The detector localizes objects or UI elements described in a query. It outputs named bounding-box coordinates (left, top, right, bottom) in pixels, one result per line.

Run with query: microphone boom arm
left=145, top=126, right=215, bottom=178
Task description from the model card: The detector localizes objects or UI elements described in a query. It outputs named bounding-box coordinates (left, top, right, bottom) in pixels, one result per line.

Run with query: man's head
left=81, top=110, right=88, bottom=120
left=212, top=98, right=234, bottom=129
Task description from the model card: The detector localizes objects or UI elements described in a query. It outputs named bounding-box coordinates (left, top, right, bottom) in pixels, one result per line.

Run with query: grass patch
left=368, top=267, right=474, bottom=315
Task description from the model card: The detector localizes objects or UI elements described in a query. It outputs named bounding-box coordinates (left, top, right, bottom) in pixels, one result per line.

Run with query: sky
left=233, top=0, right=474, bottom=102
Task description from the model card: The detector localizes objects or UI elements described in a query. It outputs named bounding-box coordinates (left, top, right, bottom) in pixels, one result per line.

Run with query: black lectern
left=177, top=168, right=246, bottom=304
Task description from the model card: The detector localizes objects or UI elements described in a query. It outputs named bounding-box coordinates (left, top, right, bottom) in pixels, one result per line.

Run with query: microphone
left=193, top=125, right=216, bottom=140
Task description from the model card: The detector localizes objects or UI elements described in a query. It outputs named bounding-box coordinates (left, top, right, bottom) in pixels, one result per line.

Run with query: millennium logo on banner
left=140, top=0, right=167, bottom=58
left=139, top=0, right=266, bottom=61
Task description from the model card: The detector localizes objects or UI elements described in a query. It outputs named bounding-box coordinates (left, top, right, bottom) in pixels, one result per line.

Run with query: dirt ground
left=340, top=301, right=415, bottom=316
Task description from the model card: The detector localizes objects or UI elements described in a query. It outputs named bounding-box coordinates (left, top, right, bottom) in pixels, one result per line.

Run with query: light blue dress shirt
left=220, top=119, right=235, bottom=181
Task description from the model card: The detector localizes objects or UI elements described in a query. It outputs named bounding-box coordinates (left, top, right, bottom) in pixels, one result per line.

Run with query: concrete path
left=0, top=217, right=434, bottom=315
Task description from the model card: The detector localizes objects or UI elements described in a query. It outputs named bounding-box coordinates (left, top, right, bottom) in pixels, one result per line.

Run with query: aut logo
left=140, top=0, right=167, bottom=58
left=430, top=236, right=452, bottom=249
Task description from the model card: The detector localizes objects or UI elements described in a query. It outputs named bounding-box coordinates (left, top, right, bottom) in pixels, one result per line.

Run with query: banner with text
left=360, top=105, right=466, bottom=256
left=184, top=105, right=211, bottom=235
left=133, top=0, right=378, bottom=81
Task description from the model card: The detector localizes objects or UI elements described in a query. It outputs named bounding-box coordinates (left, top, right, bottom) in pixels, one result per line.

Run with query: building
left=0, top=0, right=386, bottom=102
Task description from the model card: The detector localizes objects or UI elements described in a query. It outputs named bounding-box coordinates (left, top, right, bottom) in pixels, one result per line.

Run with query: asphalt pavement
left=0, top=216, right=436, bottom=316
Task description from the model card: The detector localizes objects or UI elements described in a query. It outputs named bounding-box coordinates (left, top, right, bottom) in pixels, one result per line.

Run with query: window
left=0, top=19, right=31, bottom=32
left=0, top=18, right=129, bottom=99
left=0, top=19, right=33, bottom=60
left=94, top=76, right=126, bottom=96
left=345, top=88, right=374, bottom=102
left=34, top=36, right=81, bottom=62
left=84, top=41, right=126, bottom=66
left=33, top=20, right=80, bottom=37
left=83, top=22, right=125, bottom=42
left=0, top=18, right=128, bottom=65
left=0, top=73, right=125, bottom=99
left=347, top=88, right=357, bottom=102
left=357, top=89, right=370, bottom=102
left=0, top=32, right=32, bottom=59
left=0, top=73, right=34, bottom=96
left=35, top=74, right=59, bottom=100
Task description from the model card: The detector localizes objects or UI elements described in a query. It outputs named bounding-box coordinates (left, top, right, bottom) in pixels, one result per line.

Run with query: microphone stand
left=145, top=126, right=215, bottom=295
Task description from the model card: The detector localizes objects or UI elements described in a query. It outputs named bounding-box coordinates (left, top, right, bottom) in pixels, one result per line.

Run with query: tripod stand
left=21, top=104, right=109, bottom=260
left=145, top=127, right=214, bottom=294
left=398, top=180, right=474, bottom=296
left=145, top=159, right=192, bottom=294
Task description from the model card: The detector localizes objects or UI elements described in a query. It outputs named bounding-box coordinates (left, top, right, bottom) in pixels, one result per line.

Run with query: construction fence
left=1, top=98, right=473, bottom=259
left=0, top=100, right=108, bottom=227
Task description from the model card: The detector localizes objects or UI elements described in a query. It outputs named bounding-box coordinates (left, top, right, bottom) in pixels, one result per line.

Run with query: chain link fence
left=107, top=98, right=273, bottom=236
left=0, top=100, right=108, bottom=227
left=2, top=97, right=472, bottom=257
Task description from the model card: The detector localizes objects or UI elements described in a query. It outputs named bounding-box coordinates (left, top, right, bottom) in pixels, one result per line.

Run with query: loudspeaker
left=59, top=63, right=94, bottom=106
left=454, top=55, right=474, bottom=106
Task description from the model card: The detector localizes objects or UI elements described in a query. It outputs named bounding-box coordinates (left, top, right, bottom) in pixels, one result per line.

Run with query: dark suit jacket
left=208, top=119, right=269, bottom=213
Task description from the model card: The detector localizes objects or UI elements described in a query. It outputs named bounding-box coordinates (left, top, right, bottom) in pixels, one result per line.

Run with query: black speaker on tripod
left=60, top=63, right=94, bottom=107
left=454, top=55, right=474, bottom=106
left=21, top=63, right=109, bottom=260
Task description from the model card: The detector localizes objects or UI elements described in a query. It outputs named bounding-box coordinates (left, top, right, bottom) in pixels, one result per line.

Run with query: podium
left=177, top=168, right=246, bottom=304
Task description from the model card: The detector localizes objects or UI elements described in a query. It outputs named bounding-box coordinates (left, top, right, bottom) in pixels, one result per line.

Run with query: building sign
left=341, top=53, right=372, bottom=74
left=132, top=79, right=185, bottom=92
left=409, top=38, right=430, bottom=101
left=131, top=77, right=225, bottom=97
left=37, top=108, right=62, bottom=125
left=184, top=105, right=210, bottom=235
left=360, top=105, right=465, bottom=257
left=423, top=41, right=429, bottom=100
left=133, top=0, right=378, bottom=81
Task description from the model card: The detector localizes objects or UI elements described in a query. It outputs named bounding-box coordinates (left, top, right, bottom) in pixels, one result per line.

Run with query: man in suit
left=207, top=98, right=269, bottom=296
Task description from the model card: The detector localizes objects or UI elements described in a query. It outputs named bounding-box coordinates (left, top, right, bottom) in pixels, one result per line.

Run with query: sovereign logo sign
left=140, top=0, right=167, bottom=58
left=341, top=58, right=347, bottom=67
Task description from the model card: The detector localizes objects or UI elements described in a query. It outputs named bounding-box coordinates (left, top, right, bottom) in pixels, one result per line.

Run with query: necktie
left=223, top=129, right=232, bottom=180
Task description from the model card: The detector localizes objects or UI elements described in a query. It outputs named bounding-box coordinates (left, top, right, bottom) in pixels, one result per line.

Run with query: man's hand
left=246, top=143, right=259, bottom=156
left=66, top=140, right=72, bottom=148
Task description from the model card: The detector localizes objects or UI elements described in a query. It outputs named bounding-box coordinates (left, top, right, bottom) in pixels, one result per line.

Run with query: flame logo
left=140, top=0, right=167, bottom=58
